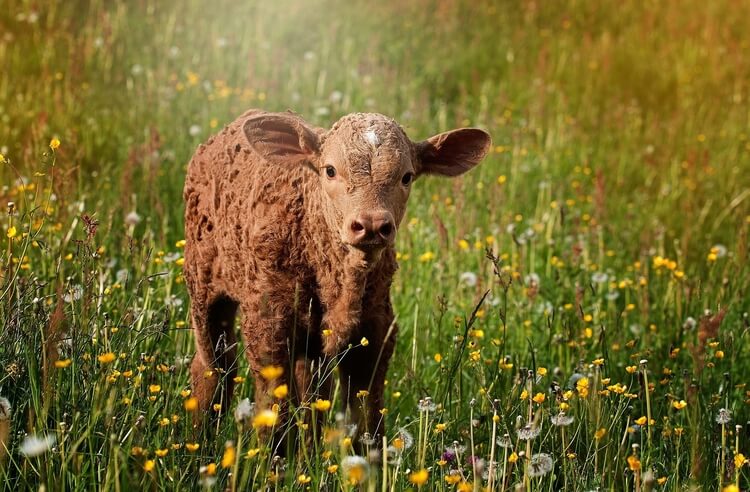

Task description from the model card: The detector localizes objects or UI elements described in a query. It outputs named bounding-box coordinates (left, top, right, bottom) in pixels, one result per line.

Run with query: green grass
left=1, top=0, right=750, bottom=490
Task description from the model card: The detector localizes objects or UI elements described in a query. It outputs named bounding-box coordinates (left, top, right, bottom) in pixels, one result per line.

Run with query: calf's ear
left=243, top=113, right=320, bottom=166
left=415, top=128, right=492, bottom=177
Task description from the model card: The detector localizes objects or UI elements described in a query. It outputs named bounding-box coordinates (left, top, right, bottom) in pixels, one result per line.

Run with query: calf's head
left=243, top=112, right=491, bottom=258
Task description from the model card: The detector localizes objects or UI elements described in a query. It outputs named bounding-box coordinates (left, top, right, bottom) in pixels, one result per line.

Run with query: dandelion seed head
left=717, top=408, right=732, bottom=425
left=517, top=423, right=541, bottom=441
left=528, top=453, right=554, bottom=477
left=20, top=434, right=56, bottom=457
left=551, top=412, right=574, bottom=427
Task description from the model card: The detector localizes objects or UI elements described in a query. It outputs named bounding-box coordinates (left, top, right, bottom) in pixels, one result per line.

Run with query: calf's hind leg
left=190, top=294, right=239, bottom=419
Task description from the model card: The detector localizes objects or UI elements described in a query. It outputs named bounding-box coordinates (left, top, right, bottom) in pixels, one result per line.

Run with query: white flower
left=314, top=107, right=330, bottom=116
left=417, top=397, right=436, bottom=413
left=234, top=398, right=254, bottom=424
left=711, top=244, right=728, bottom=258
left=517, top=423, right=541, bottom=440
left=189, top=125, right=202, bottom=137
left=528, top=453, right=554, bottom=477
left=524, top=273, right=540, bottom=287
left=459, top=272, right=478, bottom=287
left=329, top=90, right=343, bottom=103
left=20, top=434, right=56, bottom=457
left=124, top=211, right=141, bottom=226
left=551, top=412, right=574, bottom=427
left=63, top=285, right=83, bottom=303
left=716, top=408, right=732, bottom=425
left=591, top=272, right=608, bottom=284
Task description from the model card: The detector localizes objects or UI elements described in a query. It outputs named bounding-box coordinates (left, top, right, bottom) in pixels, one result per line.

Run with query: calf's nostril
left=351, top=221, right=365, bottom=233
left=378, top=222, right=393, bottom=238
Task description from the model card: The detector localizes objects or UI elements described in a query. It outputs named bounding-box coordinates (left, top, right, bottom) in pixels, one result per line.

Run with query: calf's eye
left=401, top=172, right=414, bottom=186
left=325, top=166, right=337, bottom=178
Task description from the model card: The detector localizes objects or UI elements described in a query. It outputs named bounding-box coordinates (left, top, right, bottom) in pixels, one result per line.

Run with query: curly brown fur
left=183, top=108, right=491, bottom=450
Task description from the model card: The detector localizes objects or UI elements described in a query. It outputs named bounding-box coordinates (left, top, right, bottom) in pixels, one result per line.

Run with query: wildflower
left=396, top=427, right=415, bottom=449
left=576, top=377, right=589, bottom=397
left=149, top=385, right=161, bottom=394
left=297, top=474, right=312, bottom=484
left=155, top=448, right=168, bottom=457
left=417, top=397, right=437, bottom=412
left=143, top=460, right=155, bottom=472
left=0, top=154, right=4, bottom=163
left=6, top=227, right=16, bottom=239
left=186, top=443, right=200, bottom=452
left=327, top=464, right=339, bottom=473
left=234, top=398, right=254, bottom=423
left=360, top=337, right=369, bottom=347
left=508, top=452, right=519, bottom=463
left=594, top=428, right=607, bottom=440
left=252, top=409, right=278, bottom=428
left=518, top=423, right=541, bottom=440
left=97, top=352, right=116, bottom=364
left=672, top=400, right=687, bottom=410
left=419, top=251, right=435, bottom=262
left=273, top=384, right=288, bottom=399
left=184, top=397, right=198, bottom=412
left=246, top=448, right=260, bottom=459
left=627, top=455, right=641, bottom=471
left=341, top=455, right=369, bottom=485
left=313, top=399, right=331, bottom=411
left=124, top=211, right=142, bottom=226
left=221, top=442, right=236, bottom=468
left=735, top=453, right=747, bottom=469
left=20, top=434, right=56, bottom=457
left=528, top=453, right=554, bottom=478
left=459, top=271, right=478, bottom=287
left=409, top=469, right=429, bottom=486
left=55, top=359, right=72, bottom=368
left=724, top=486, right=740, bottom=492
left=49, top=138, right=60, bottom=150
left=716, top=408, right=732, bottom=425
left=591, top=272, right=608, bottom=284
left=259, top=365, right=283, bottom=380
left=550, top=413, right=574, bottom=427
left=532, top=392, right=545, bottom=404
left=445, top=472, right=462, bottom=484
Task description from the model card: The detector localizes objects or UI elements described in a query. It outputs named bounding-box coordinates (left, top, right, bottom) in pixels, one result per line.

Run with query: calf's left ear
left=415, top=128, right=492, bottom=177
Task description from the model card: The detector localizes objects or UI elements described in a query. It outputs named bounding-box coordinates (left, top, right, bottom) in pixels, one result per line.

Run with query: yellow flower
left=576, top=377, right=589, bottom=397
left=175, top=239, right=186, bottom=248
left=149, top=385, right=161, bottom=394
left=212, top=403, right=222, bottom=412
left=360, top=337, right=369, bottom=347
left=155, top=448, right=168, bottom=457
left=143, top=460, right=155, bottom=472
left=49, top=137, right=61, bottom=150
left=221, top=443, right=236, bottom=468
left=519, top=389, right=528, bottom=400
left=434, top=353, right=442, bottom=363
left=55, top=359, right=72, bottom=368
left=508, top=452, right=518, bottom=463
left=313, top=399, right=332, bottom=411
left=186, top=443, right=200, bottom=452
left=418, top=251, right=435, bottom=262
left=458, top=239, right=470, bottom=251
left=408, top=469, right=429, bottom=486
left=627, top=455, right=641, bottom=471
left=532, top=392, right=545, bottom=404
left=297, top=474, right=312, bottom=484
left=724, top=485, right=740, bottom=492
left=252, top=409, right=278, bottom=428
left=204, top=463, right=217, bottom=476
left=327, top=464, right=339, bottom=473
left=672, top=400, right=687, bottom=410
left=273, top=384, right=288, bottom=399
left=246, top=448, right=261, bottom=459
left=97, top=352, right=116, bottom=364
left=735, top=453, right=747, bottom=469
left=184, top=397, right=198, bottom=412
left=592, top=358, right=605, bottom=366
left=445, top=474, right=462, bottom=484
left=0, top=153, right=5, bottom=163
left=594, top=428, right=606, bottom=440
left=537, top=367, right=547, bottom=376
left=626, top=365, right=637, bottom=374
left=6, top=227, right=17, bottom=239
left=715, top=350, right=725, bottom=359
left=635, top=416, right=647, bottom=426
left=260, top=365, right=284, bottom=381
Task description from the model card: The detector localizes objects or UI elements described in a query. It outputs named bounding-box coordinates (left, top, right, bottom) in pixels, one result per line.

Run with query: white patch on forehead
left=363, top=129, right=380, bottom=147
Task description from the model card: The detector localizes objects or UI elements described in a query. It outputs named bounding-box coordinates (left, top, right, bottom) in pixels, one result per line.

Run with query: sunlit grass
left=1, top=0, right=750, bottom=490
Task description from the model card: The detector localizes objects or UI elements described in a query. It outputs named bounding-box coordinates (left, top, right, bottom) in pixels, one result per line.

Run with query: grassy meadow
left=2, top=0, right=750, bottom=489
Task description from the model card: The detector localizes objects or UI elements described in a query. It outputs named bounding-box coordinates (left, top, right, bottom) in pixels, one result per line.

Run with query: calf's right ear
left=243, top=113, right=320, bottom=166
